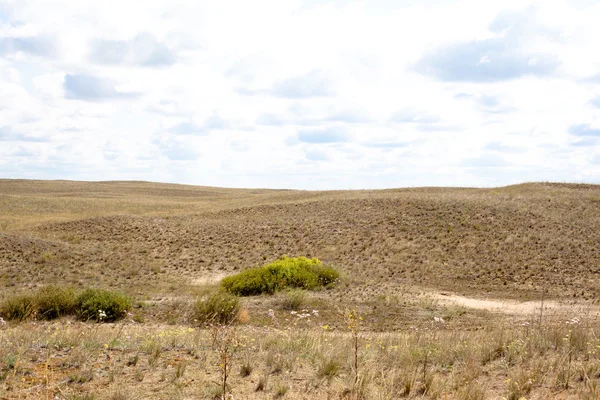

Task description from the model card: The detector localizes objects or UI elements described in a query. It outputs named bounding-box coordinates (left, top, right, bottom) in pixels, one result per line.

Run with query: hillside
left=1, top=179, right=599, bottom=301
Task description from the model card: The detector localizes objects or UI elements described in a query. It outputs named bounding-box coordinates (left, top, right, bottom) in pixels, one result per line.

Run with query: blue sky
left=0, top=0, right=599, bottom=189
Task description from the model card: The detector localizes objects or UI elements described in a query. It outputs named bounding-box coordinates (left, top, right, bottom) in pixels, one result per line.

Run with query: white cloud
left=0, top=0, right=599, bottom=188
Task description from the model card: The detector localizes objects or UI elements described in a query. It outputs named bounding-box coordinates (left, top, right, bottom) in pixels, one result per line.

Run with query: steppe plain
left=1, top=179, right=600, bottom=399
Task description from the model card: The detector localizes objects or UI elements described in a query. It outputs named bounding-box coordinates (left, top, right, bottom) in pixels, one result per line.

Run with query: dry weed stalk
left=342, top=308, right=362, bottom=385
left=210, top=321, right=240, bottom=400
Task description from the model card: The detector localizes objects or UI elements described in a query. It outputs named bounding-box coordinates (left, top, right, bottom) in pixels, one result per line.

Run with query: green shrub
left=193, top=291, right=240, bottom=325
left=76, top=289, right=132, bottom=322
left=0, top=293, right=36, bottom=321
left=36, top=286, right=77, bottom=320
left=0, top=285, right=77, bottom=321
left=1, top=286, right=132, bottom=322
left=221, top=256, right=339, bottom=296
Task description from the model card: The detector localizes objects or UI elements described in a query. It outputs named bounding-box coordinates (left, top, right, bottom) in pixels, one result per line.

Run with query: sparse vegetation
left=221, top=256, right=339, bottom=296
left=2, top=180, right=600, bottom=398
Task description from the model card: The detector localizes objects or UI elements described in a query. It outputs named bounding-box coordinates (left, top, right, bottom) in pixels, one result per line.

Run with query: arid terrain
left=1, top=179, right=600, bottom=399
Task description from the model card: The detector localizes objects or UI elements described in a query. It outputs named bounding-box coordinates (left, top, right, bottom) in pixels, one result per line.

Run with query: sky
left=0, top=0, right=599, bottom=189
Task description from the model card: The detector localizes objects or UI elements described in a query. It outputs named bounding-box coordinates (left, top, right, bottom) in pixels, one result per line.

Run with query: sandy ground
left=433, top=291, right=600, bottom=319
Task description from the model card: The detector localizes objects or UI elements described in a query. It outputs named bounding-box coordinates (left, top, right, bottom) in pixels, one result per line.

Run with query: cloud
left=416, top=39, right=557, bottom=82
left=478, top=95, right=516, bottom=114
left=416, top=9, right=558, bottom=82
left=582, top=74, right=600, bottom=83
left=305, top=149, right=329, bottom=161
left=297, top=128, right=348, bottom=143
left=203, top=114, right=229, bottom=130
left=484, top=141, right=526, bottom=153
left=256, top=113, right=287, bottom=126
left=169, top=114, right=230, bottom=135
left=462, top=153, right=507, bottom=168
left=569, top=124, right=600, bottom=137
left=325, top=110, right=371, bottom=124
left=102, top=142, right=120, bottom=160
left=590, top=96, right=600, bottom=108
left=256, top=109, right=371, bottom=127
left=9, top=145, right=40, bottom=158
left=0, top=35, right=56, bottom=57
left=155, top=136, right=199, bottom=161
left=169, top=122, right=205, bottom=135
left=363, top=141, right=410, bottom=149
left=89, top=33, right=175, bottom=67
left=269, top=70, right=335, bottom=98
left=0, top=127, right=48, bottom=142
left=63, top=74, right=136, bottom=101
left=571, top=138, right=598, bottom=147
left=390, top=109, right=439, bottom=124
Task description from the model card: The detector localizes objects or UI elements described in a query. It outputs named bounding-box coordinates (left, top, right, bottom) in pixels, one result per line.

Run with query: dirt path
left=432, top=292, right=600, bottom=319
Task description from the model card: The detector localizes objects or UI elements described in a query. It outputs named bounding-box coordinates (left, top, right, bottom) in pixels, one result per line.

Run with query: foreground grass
left=1, top=315, right=600, bottom=399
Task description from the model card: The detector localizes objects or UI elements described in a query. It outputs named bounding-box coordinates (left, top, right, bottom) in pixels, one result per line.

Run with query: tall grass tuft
left=193, top=291, right=240, bottom=325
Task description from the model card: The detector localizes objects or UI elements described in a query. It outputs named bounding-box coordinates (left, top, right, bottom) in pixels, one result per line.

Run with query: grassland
left=1, top=179, right=600, bottom=399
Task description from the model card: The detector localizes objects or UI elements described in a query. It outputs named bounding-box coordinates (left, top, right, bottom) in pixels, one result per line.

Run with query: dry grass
left=1, top=319, right=600, bottom=399
left=2, top=179, right=600, bottom=398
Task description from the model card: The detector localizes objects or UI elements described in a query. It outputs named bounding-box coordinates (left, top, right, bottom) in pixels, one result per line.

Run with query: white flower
left=0, top=317, right=5, bottom=326
left=312, top=310, right=319, bottom=317
left=433, top=316, right=445, bottom=324
left=267, top=309, right=275, bottom=318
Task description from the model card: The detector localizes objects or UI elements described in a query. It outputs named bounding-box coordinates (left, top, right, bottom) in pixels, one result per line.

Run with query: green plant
left=221, top=256, right=339, bottom=296
left=0, top=286, right=77, bottom=321
left=36, top=285, right=77, bottom=320
left=0, top=293, right=36, bottom=321
left=317, top=357, right=341, bottom=379
left=193, top=291, right=240, bottom=325
left=240, top=357, right=253, bottom=377
left=76, top=288, right=132, bottom=322
left=68, top=369, right=94, bottom=384
left=274, top=382, right=289, bottom=398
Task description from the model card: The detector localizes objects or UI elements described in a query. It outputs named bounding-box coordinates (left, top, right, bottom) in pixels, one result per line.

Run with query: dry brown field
left=1, top=179, right=600, bottom=399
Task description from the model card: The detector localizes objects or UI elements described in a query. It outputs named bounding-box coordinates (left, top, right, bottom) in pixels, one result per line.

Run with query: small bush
left=0, top=285, right=77, bottom=321
left=193, top=291, right=240, bottom=325
left=76, top=289, right=132, bottom=322
left=36, top=286, right=77, bottom=320
left=0, top=293, right=36, bottom=321
left=221, top=256, right=339, bottom=296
